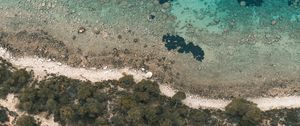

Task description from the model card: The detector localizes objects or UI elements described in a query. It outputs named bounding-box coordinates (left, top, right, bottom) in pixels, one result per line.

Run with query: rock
left=271, top=20, right=277, bottom=25
left=148, top=14, right=156, bottom=21
left=93, top=28, right=100, bottom=35
left=103, top=66, right=108, bottom=70
left=240, top=1, right=246, bottom=6
left=145, top=72, right=153, bottom=78
left=78, top=27, right=86, bottom=33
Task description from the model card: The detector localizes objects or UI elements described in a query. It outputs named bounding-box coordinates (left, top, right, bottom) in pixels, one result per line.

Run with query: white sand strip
left=6, top=57, right=152, bottom=83
left=249, top=96, right=300, bottom=111
left=159, top=84, right=300, bottom=111
left=182, top=96, right=231, bottom=110
left=180, top=94, right=300, bottom=111
left=1, top=47, right=300, bottom=113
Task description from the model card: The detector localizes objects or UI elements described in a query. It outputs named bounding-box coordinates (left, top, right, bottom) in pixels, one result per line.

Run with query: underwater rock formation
left=162, top=34, right=205, bottom=62
left=237, top=0, right=263, bottom=6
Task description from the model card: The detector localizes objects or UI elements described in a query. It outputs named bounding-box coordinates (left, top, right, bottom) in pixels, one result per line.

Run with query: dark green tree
left=46, top=98, right=58, bottom=113
left=189, top=110, right=209, bottom=125
left=120, top=96, right=137, bottom=111
left=144, top=106, right=160, bottom=125
left=77, top=84, right=94, bottom=100
left=95, top=116, right=109, bottom=125
left=225, top=98, right=262, bottom=126
left=0, top=68, right=31, bottom=98
left=59, top=106, right=75, bottom=122
left=159, top=118, right=172, bottom=126
left=126, top=107, right=144, bottom=125
left=16, top=115, right=39, bottom=126
left=134, top=92, right=150, bottom=103
left=286, top=109, right=300, bottom=125
left=111, top=115, right=127, bottom=126
left=134, top=80, right=160, bottom=98
left=172, top=91, right=186, bottom=101
left=18, top=88, right=39, bottom=113
left=0, top=108, right=8, bottom=123
left=118, top=75, right=135, bottom=88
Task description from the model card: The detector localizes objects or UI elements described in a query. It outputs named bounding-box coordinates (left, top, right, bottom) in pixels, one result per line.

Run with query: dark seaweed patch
left=237, top=0, right=263, bottom=6
left=158, top=0, right=173, bottom=5
left=162, top=34, right=204, bottom=62
left=288, top=0, right=300, bottom=6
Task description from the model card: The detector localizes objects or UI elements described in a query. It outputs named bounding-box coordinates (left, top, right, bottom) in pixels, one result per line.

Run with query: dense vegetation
left=0, top=58, right=31, bottom=98
left=17, top=75, right=222, bottom=125
left=264, top=108, right=300, bottom=126
left=0, top=58, right=299, bottom=125
left=18, top=75, right=109, bottom=125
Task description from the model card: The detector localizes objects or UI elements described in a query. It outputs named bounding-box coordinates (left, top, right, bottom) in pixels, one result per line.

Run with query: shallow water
left=0, top=0, right=300, bottom=98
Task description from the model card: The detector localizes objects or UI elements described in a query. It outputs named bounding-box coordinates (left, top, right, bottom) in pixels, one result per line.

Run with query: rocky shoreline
left=1, top=30, right=299, bottom=99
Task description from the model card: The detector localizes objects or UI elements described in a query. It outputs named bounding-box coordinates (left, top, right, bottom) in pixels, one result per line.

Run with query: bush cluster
left=18, top=76, right=109, bottom=125
left=0, top=58, right=31, bottom=98
left=16, top=115, right=39, bottom=126
left=225, top=98, right=262, bottom=126
left=17, top=75, right=222, bottom=126
left=0, top=107, right=9, bottom=123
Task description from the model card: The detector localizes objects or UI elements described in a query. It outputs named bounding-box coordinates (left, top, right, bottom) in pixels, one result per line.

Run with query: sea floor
left=0, top=0, right=300, bottom=98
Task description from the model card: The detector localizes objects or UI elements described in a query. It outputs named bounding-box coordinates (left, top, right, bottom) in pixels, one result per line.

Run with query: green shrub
left=16, top=115, right=39, bottom=126
left=0, top=108, right=8, bottom=123
left=0, top=58, right=13, bottom=83
left=172, top=91, right=186, bottom=101
left=286, top=109, right=300, bottom=125
left=225, top=98, right=262, bottom=126
left=118, top=75, right=135, bottom=88
left=0, top=59, right=31, bottom=98
left=189, top=110, right=209, bottom=125
left=2, top=69, right=31, bottom=93
left=126, top=107, right=143, bottom=124
left=59, top=106, right=75, bottom=122
left=134, top=80, right=160, bottom=97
